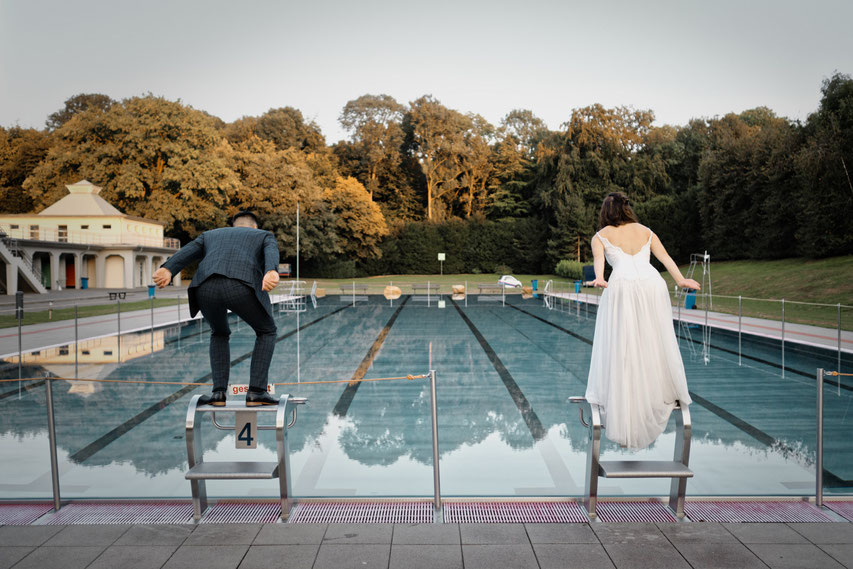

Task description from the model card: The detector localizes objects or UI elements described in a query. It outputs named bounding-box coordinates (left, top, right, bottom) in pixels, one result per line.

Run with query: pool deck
left=2, top=519, right=853, bottom=568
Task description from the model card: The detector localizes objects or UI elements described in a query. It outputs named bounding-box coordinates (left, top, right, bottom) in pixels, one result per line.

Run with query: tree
left=323, top=177, right=389, bottom=260
left=24, top=95, right=239, bottom=239
left=224, top=107, right=326, bottom=153
left=0, top=127, right=51, bottom=213
left=403, top=96, right=473, bottom=221
left=45, top=93, right=115, bottom=131
left=339, top=94, right=406, bottom=198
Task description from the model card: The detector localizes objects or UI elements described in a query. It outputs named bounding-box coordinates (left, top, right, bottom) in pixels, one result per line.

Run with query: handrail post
left=738, top=296, right=742, bottom=366
left=838, top=304, right=842, bottom=377
left=117, top=299, right=121, bottom=364
left=429, top=369, right=442, bottom=516
left=74, top=305, right=79, bottom=379
left=45, top=378, right=62, bottom=511
left=816, top=368, right=824, bottom=507
left=781, top=299, right=785, bottom=378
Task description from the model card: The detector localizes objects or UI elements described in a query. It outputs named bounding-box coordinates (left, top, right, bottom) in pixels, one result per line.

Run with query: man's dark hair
left=230, top=210, right=260, bottom=227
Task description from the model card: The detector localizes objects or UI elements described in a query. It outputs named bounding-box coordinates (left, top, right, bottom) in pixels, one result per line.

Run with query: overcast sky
left=2, top=0, right=851, bottom=142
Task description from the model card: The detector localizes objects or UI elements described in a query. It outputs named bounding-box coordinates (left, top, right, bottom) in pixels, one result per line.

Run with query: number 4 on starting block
left=234, top=411, right=258, bottom=449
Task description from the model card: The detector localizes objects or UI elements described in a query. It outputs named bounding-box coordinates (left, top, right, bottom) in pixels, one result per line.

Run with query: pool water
left=0, top=295, right=850, bottom=500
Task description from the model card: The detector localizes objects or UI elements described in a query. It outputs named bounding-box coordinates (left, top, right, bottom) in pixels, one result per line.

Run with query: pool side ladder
left=569, top=396, right=693, bottom=520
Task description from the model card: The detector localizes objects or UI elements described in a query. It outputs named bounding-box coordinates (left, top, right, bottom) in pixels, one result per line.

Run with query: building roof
left=38, top=180, right=125, bottom=216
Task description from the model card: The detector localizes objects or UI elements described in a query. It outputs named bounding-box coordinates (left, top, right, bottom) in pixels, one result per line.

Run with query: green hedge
left=555, top=259, right=584, bottom=280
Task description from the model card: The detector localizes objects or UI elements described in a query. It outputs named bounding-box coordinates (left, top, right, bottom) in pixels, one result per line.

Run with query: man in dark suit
left=153, top=211, right=281, bottom=406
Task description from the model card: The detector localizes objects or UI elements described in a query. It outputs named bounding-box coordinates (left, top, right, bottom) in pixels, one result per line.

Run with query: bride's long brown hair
left=599, top=192, right=639, bottom=229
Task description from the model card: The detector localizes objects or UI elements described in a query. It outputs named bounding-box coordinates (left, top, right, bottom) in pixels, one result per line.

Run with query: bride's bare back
left=598, top=222, right=651, bottom=255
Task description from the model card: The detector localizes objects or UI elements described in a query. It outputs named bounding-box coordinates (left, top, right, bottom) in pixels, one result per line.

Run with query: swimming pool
left=0, top=295, right=850, bottom=501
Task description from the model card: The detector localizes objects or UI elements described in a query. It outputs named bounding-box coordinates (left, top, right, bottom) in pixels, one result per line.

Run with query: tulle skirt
left=585, top=275, right=692, bottom=449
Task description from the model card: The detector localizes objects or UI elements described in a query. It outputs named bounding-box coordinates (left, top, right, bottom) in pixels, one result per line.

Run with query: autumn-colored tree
left=0, top=127, right=51, bottom=213
left=323, top=177, right=389, bottom=259
left=45, top=93, right=115, bottom=131
left=224, top=107, right=326, bottom=153
left=23, top=95, right=239, bottom=239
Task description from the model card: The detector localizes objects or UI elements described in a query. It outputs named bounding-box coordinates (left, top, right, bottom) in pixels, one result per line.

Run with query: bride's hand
left=678, top=278, right=701, bottom=290
left=592, top=278, right=608, bottom=289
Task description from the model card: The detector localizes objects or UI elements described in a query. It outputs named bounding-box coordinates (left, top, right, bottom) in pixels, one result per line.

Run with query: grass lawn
left=0, top=298, right=181, bottom=330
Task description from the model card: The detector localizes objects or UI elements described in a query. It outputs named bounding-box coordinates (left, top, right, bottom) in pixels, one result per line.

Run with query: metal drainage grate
left=288, top=502, right=434, bottom=524
left=43, top=502, right=194, bottom=525
left=443, top=502, right=588, bottom=523
left=201, top=501, right=282, bottom=524
left=822, top=502, right=853, bottom=522
left=0, top=503, right=53, bottom=525
left=596, top=501, right=676, bottom=523
left=684, top=501, right=834, bottom=523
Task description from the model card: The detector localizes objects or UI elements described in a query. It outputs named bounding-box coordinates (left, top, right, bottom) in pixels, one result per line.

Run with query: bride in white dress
left=585, top=192, right=701, bottom=449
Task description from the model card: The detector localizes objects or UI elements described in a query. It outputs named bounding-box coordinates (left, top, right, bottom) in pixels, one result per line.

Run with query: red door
left=65, top=259, right=76, bottom=288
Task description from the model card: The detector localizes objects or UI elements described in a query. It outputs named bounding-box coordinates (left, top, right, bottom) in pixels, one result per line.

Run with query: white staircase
left=0, top=233, right=47, bottom=294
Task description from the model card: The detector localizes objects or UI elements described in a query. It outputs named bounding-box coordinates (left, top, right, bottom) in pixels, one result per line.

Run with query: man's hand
left=153, top=267, right=172, bottom=288
left=262, top=270, right=280, bottom=292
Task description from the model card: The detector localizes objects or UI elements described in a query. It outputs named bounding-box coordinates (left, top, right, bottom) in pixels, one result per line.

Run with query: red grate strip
left=596, top=501, right=677, bottom=523
left=42, top=501, right=193, bottom=525
left=0, top=503, right=53, bottom=525
left=684, top=501, right=834, bottom=523
left=443, top=502, right=587, bottom=523
left=822, top=501, right=853, bottom=522
left=288, top=502, right=434, bottom=524
left=201, top=501, right=282, bottom=524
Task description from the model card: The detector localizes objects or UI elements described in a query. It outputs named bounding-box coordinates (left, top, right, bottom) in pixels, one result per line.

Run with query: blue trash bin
left=574, top=281, right=582, bottom=293
left=685, top=290, right=696, bottom=309
left=531, top=279, right=538, bottom=291
left=80, top=277, right=88, bottom=290
left=148, top=284, right=156, bottom=298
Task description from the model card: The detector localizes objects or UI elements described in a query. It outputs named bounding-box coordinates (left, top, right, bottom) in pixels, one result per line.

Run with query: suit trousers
left=195, top=275, right=277, bottom=392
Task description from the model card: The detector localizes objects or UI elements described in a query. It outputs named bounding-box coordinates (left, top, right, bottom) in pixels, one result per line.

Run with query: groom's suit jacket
left=162, top=227, right=280, bottom=317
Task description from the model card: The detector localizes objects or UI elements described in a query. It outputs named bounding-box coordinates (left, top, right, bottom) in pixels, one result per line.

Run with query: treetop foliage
left=2, top=74, right=852, bottom=277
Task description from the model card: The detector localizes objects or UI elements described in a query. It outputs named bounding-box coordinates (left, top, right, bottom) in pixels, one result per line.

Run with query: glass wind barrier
left=1, top=288, right=851, bottom=501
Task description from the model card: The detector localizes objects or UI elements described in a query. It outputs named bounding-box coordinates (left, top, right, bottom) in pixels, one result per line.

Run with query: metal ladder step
left=599, top=460, right=693, bottom=479
left=186, top=461, right=280, bottom=480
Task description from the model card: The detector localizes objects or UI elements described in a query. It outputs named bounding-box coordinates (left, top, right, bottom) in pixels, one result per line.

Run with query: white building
left=0, top=180, right=182, bottom=294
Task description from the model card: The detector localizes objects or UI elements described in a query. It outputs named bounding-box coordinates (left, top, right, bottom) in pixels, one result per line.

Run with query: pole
left=296, top=201, right=300, bottom=284
left=816, top=368, right=824, bottom=507
left=74, top=305, right=79, bottom=379
left=297, top=311, right=301, bottom=383
left=464, top=280, right=467, bottom=308
left=352, top=281, right=355, bottom=308
left=781, top=299, right=785, bottom=378
left=45, top=378, right=62, bottom=511
left=150, top=296, right=155, bottom=353
left=17, top=300, right=22, bottom=381
left=429, top=369, right=441, bottom=513
left=428, top=280, right=431, bottom=307
left=117, top=299, right=121, bottom=364
left=838, top=303, right=842, bottom=375
left=738, top=296, right=742, bottom=367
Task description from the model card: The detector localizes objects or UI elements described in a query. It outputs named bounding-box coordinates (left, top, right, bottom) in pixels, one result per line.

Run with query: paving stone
left=183, top=524, right=261, bottom=546
left=11, top=546, right=105, bottom=569
left=819, top=544, right=853, bottom=569
left=389, top=544, right=462, bottom=569
left=322, top=524, right=393, bottom=544
left=392, top=523, right=460, bottom=545
left=238, top=545, right=318, bottom=569
left=253, top=524, right=327, bottom=545
left=460, top=523, right=529, bottom=545
left=88, top=545, right=178, bottom=569
left=115, top=524, right=194, bottom=545
left=788, top=523, right=853, bottom=544
left=533, top=543, right=615, bottom=569
left=604, top=542, right=691, bottom=569
left=0, top=546, right=33, bottom=569
left=313, top=544, right=390, bottom=569
left=722, top=523, right=808, bottom=544
left=162, top=545, right=249, bottom=569
left=0, top=525, right=63, bottom=546
left=748, top=544, right=846, bottom=569
left=675, top=542, right=766, bottom=569
left=462, top=544, right=538, bottom=569
left=592, top=523, right=667, bottom=544
left=657, top=522, right=738, bottom=544
left=525, top=523, right=598, bottom=544
left=43, top=524, right=130, bottom=546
